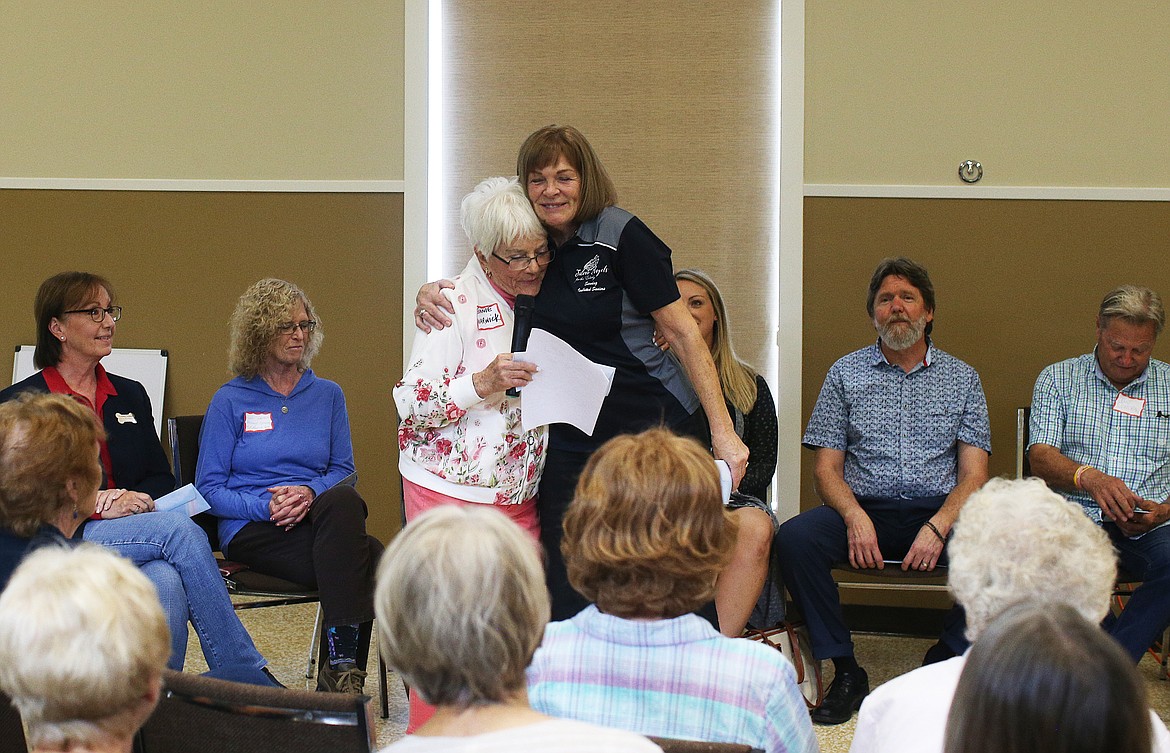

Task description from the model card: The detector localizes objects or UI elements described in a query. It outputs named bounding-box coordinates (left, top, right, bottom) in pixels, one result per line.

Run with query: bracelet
left=1073, top=464, right=1093, bottom=490
left=923, top=521, right=946, bottom=543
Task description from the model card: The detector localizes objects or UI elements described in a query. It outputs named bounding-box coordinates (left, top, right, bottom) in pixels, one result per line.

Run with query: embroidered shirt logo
left=477, top=303, right=505, bottom=330
left=574, top=254, right=610, bottom=293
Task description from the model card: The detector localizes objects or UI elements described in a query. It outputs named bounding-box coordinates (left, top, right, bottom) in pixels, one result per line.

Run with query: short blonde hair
left=948, top=477, right=1116, bottom=642
left=1098, top=284, right=1165, bottom=335
left=228, top=278, right=323, bottom=379
left=0, top=393, right=104, bottom=537
left=375, top=505, right=549, bottom=708
left=563, top=428, right=736, bottom=619
left=0, top=545, right=170, bottom=748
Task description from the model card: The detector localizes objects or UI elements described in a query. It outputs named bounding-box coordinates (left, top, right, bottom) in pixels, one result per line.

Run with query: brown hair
left=562, top=428, right=736, bottom=619
left=866, top=257, right=936, bottom=336
left=0, top=393, right=104, bottom=536
left=516, top=125, right=617, bottom=226
left=33, top=272, right=116, bottom=369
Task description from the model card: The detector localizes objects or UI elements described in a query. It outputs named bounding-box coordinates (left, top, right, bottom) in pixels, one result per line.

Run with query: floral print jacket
left=393, top=258, right=547, bottom=505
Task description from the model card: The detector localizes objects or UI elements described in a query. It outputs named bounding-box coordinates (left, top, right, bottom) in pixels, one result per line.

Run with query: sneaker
left=317, top=661, right=368, bottom=695
left=810, top=667, right=869, bottom=725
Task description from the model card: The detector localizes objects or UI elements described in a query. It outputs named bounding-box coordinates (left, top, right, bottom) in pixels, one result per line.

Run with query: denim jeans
left=81, top=512, right=266, bottom=672
left=1106, top=522, right=1170, bottom=661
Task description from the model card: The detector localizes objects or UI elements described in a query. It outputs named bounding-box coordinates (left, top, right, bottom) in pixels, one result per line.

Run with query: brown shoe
left=317, top=661, right=367, bottom=695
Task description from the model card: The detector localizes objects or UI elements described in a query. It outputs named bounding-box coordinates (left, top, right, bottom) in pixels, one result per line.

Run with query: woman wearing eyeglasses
left=197, top=278, right=384, bottom=695
left=0, top=271, right=275, bottom=683
left=394, top=176, right=549, bottom=540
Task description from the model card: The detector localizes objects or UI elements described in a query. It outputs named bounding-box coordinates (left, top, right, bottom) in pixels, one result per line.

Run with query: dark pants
left=776, top=496, right=968, bottom=661
left=1105, top=521, right=1170, bottom=662
left=224, top=485, right=384, bottom=667
left=539, top=446, right=593, bottom=621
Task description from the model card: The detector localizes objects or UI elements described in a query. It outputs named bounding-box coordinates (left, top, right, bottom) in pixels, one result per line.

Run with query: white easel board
left=12, top=346, right=168, bottom=435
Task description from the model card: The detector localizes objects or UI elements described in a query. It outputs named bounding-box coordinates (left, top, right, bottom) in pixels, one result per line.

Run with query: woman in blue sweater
left=196, top=278, right=383, bottom=695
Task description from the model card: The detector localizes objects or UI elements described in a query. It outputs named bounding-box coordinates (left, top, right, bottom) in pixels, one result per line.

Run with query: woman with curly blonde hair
left=527, top=427, right=816, bottom=753
left=197, top=278, right=383, bottom=695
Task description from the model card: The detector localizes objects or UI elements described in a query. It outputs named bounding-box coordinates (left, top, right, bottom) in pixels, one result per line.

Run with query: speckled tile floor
left=185, top=610, right=1170, bottom=753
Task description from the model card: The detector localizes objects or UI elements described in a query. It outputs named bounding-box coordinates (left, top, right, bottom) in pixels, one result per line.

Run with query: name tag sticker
left=477, top=303, right=505, bottom=331
left=114, top=412, right=137, bottom=425
left=244, top=412, right=274, bottom=432
left=1114, top=392, right=1146, bottom=417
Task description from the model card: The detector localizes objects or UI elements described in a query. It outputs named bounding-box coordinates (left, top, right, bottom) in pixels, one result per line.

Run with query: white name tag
left=1114, top=392, right=1146, bottom=417
left=115, top=412, right=137, bottom=425
left=477, top=303, right=505, bottom=330
left=244, top=412, right=274, bottom=432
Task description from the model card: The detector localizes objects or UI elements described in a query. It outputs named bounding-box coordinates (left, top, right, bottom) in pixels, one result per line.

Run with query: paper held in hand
left=154, top=484, right=211, bottom=517
left=515, top=328, right=615, bottom=435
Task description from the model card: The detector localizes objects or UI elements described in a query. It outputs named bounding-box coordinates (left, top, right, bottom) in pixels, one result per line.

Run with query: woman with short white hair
left=375, top=505, right=660, bottom=753
left=0, top=545, right=170, bottom=753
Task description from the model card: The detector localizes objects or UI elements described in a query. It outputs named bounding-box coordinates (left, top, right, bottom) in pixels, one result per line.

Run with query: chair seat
left=217, top=557, right=317, bottom=596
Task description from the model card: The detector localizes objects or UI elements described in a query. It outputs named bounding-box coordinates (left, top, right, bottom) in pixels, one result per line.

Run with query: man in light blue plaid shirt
left=1029, top=284, right=1170, bottom=662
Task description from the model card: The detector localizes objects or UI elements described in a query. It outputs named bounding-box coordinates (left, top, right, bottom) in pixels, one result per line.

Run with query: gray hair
left=0, top=545, right=169, bottom=748
left=1099, top=285, right=1165, bottom=335
left=459, top=176, right=545, bottom=256
left=374, top=505, right=549, bottom=708
left=948, top=477, right=1116, bottom=642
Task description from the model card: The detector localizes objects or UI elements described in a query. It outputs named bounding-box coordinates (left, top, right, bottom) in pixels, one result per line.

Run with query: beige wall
left=0, top=2, right=404, bottom=180
left=806, top=1, right=1170, bottom=187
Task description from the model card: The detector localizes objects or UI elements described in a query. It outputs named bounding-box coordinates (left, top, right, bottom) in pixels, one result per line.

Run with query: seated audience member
left=776, top=256, right=991, bottom=725
left=672, top=268, right=777, bottom=636
left=374, top=505, right=660, bottom=753
left=0, top=272, right=272, bottom=678
left=527, top=428, right=816, bottom=753
left=850, top=477, right=1170, bottom=753
left=0, top=545, right=170, bottom=753
left=945, top=602, right=1151, bottom=753
left=1028, top=284, right=1170, bottom=662
left=198, top=278, right=384, bottom=694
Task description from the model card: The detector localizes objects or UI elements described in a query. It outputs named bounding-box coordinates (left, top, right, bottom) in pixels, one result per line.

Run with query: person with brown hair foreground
left=527, top=428, right=815, bottom=753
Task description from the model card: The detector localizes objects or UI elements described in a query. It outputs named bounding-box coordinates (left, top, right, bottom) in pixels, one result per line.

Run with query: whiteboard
left=12, top=346, right=168, bottom=436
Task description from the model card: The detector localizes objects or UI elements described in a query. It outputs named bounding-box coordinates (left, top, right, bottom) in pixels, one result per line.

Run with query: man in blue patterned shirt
left=1029, top=284, right=1170, bottom=662
left=777, top=257, right=991, bottom=725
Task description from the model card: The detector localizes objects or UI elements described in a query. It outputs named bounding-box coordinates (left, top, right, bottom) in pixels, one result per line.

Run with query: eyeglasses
left=277, top=320, right=317, bottom=335
left=491, top=247, right=555, bottom=271
left=62, top=306, right=122, bottom=322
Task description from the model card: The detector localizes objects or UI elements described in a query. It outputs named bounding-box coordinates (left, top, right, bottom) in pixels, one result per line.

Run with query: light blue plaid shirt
left=1029, top=351, right=1170, bottom=533
left=528, top=607, right=817, bottom=753
left=802, top=341, right=992, bottom=499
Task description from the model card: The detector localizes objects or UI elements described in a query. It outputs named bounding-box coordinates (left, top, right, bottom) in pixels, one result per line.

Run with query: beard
left=877, top=314, right=927, bottom=352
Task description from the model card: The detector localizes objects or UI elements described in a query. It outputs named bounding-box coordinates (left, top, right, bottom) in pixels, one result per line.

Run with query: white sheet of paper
left=154, top=484, right=211, bottom=517
left=516, top=328, right=615, bottom=435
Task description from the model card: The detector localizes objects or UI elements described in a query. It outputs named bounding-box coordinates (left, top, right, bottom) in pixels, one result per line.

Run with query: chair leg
left=305, top=604, right=324, bottom=679
left=1162, top=625, right=1170, bottom=680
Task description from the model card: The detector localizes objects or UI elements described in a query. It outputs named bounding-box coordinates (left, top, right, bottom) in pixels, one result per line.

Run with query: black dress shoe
left=811, top=667, right=869, bottom=725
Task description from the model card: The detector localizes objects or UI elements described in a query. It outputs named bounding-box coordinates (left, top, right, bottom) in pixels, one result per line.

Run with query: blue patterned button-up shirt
left=1029, top=352, right=1170, bottom=530
left=802, top=341, right=992, bottom=499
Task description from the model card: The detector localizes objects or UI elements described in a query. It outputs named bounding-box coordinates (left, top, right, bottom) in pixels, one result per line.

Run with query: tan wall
left=0, top=190, right=405, bottom=542
left=806, top=1, right=1170, bottom=187
left=0, top=2, right=404, bottom=180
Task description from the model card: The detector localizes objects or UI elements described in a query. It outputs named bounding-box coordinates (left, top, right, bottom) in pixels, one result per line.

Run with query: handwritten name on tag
left=244, top=412, right=274, bottom=432
left=115, top=412, right=137, bottom=425
left=1114, top=392, right=1146, bottom=417
left=477, top=303, right=505, bottom=330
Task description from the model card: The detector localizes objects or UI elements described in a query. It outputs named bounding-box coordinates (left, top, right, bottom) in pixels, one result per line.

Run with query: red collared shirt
left=42, top=364, right=118, bottom=493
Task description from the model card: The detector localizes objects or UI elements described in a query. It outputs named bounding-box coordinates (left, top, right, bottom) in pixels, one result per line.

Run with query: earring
left=59, top=336, right=66, bottom=342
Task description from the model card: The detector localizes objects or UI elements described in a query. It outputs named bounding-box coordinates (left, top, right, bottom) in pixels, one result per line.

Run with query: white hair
left=948, top=477, right=1116, bottom=642
left=375, top=505, right=549, bottom=707
left=0, top=544, right=170, bottom=748
left=459, top=176, right=545, bottom=256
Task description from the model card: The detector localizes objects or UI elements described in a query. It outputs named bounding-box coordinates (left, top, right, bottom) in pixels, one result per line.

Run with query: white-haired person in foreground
left=850, top=476, right=1170, bottom=753
left=945, top=601, right=1151, bottom=753
left=0, top=545, right=170, bottom=753
left=374, top=505, right=661, bottom=753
